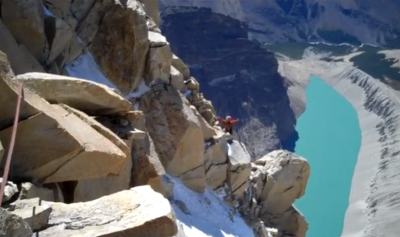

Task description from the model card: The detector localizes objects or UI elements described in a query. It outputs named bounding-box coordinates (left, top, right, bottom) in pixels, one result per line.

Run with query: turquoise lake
left=294, top=76, right=361, bottom=237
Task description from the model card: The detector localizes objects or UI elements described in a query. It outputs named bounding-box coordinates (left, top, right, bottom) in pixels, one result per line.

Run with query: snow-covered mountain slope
left=169, top=176, right=255, bottom=237
left=160, top=0, right=400, bottom=47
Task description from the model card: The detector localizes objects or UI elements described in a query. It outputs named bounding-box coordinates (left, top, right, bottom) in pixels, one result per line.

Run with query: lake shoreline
left=279, top=58, right=400, bottom=236
left=293, top=76, right=361, bottom=237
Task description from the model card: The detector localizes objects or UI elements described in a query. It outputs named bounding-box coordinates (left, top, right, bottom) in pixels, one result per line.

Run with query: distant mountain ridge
left=160, top=0, right=400, bottom=48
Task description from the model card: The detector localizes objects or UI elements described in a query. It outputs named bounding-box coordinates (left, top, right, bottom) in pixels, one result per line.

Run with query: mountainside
left=160, top=6, right=297, bottom=158
left=160, top=0, right=400, bottom=47
left=0, top=1, right=311, bottom=237
left=158, top=1, right=400, bottom=237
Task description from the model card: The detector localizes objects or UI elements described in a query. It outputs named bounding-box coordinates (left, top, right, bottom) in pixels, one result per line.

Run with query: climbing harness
left=0, top=83, right=23, bottom=204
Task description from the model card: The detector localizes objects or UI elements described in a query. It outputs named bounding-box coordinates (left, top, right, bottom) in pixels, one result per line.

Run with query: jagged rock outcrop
left=0, top=19, right=44, bottom=75
left=145, top=34, right=173, bottom=87
left=237, top=150, right=310, bottom=237
left=254, top=150, right=310, bottom=214
left=226, top=140, right=252, bottom=199
left=10, top=197, right=52, bottom=232
left=140, top=0, right=161, bottom=26
left=1, top=0, right=48, bottom=64
left=0, top=53, right=127, bottom=183
left=15, top=73, right=132, bottom=116
left=140, top=86, right=207, bottom=192
left=0, top=208, right=33, bottom=237
left=6, top=186, right=177, bottom=237
left=203, top=133, right=229, bottom=189
left=172, top=54, right=190, bottom=80
left=88, top=0, right=150, bottom=94
left=160, top=6, right=297, bottom=158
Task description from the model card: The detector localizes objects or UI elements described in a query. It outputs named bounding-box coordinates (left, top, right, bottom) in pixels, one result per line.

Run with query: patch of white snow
left=42, top=5, right=56, bottom=18
left=204, top=141, right=212, bottom=150
left=169, top=176, right=254, bottom=237
left=214, top=183, right=230, bottom=200
left=133, top=102, right=140, bottom=110
left=186, top=63, right=202, bottom=69
left=125, top=80, right=151, bottom=100
left=65, top=53, right=118, bottom=91
left=227, top=143, right=233, bottom=156
left=183, top=90, right=192, bottom=98
left=208, top=74, right=236, bottom=87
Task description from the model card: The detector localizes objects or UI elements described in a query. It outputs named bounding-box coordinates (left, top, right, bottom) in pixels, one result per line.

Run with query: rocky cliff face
left=160, top=0, right=400, bottom=47
left=160, top=6, right=297, bottom=158
left=0, top=1, right=310, bottom=237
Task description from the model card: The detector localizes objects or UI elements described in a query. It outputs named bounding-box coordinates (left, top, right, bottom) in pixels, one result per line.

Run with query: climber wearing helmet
left=219, top=115, right=239, bottom=135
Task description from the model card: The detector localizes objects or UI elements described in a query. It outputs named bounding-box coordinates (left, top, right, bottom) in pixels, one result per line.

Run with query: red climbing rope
left=0, top=82, right=23, bottom=204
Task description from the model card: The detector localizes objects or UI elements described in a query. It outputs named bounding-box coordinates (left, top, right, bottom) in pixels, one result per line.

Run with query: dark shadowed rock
left=0, top=208, right=33, bottom=237
left=161, top=6, right=296, bottom=157
left=89, top=0, right=150, bottom=94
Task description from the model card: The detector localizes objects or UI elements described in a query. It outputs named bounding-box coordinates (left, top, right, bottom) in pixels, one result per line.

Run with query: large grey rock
left=140, top=86, right=206, bottom=193
left=70, top=0, right=96, bottom=23
left=171, top=54, right=190, bottom=80
left=226, top=140, right=251, bottom=199
left=1, top=0, right=48, bottom=64
left=190, top=105, right=217, bottom=140
left=89, top=0, right=150, bottom=94
left=0, top=103, right=127, bottom=183
left=0, top=178, right=18, bottom=203
left=48, top=18, right=75, bottom=63
left=60, top=104, right=130, bottom=156
left=0, top=20, right=44, bottom=75
left=0, top=45, right=127, bottom=185
left=140, top=0, right=161, bottom=26
left=203, top=134, right=229, bottom=189
left=39, top=186, right=177, bottom=237
left=260, top=205, right=308, bottom=237
left=255, top=150, right=310, bottom=215
left=0, top=208, right=33, bottom=237
left=170, top=66, right=185, bottom=91
left=144, top=43, right=172, bottom=86
left=10, top=198, right=52, bottom=232
left=126, top=110, right=174, bottom=199
left=16, top=73, right=132, bottom=116
left=57, top=105, right=132, bottom=202
left=0, top=51, right=40, bottom=131
left=18, top=183, right=59, bottom=202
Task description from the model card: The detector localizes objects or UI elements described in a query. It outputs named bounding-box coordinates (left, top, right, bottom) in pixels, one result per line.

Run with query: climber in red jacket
left=219, top=115, right=239, bottom=135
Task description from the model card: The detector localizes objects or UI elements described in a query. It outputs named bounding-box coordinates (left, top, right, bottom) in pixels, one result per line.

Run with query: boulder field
left=0, top=1, right=311, bottom=237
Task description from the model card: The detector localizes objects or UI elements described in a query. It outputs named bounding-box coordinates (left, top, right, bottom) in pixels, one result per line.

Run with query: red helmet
left=226, top=115, right=232, bottom=120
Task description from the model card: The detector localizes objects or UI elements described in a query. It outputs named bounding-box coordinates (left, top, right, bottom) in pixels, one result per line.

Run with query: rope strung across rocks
left=0, top=82, right=23, bottom=204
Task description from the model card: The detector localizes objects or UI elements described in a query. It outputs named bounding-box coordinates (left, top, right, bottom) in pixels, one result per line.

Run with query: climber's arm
left=230, top=119, right=239, bottom=125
